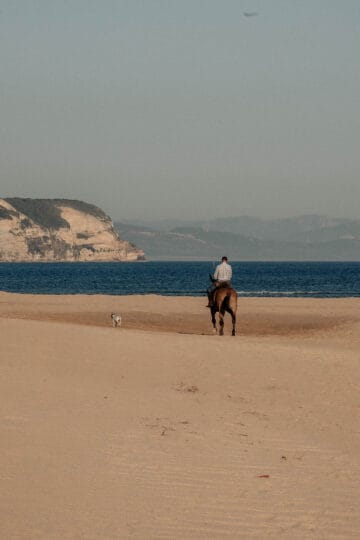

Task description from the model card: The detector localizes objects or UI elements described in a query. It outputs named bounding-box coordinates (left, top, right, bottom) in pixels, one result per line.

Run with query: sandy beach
left=1, top=292, right=359, bottom=539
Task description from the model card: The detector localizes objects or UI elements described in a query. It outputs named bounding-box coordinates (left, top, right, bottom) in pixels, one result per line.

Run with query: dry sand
left=1, top=292, right=359, bottom=539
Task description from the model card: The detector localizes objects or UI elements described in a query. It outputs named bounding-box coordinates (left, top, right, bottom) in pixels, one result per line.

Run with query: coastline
left=1, top=293, right=359, bottom=538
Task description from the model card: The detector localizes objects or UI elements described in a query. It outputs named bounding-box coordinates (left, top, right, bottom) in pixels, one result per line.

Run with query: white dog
left=111, top=313, right=122, bottom=327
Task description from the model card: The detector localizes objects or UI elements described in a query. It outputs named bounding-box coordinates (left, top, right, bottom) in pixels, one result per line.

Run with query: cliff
left=0, top=198, right=145, bottom=262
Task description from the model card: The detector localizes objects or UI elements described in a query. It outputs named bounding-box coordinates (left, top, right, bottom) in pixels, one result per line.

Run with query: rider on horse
left=207, top=256, right=233, bottom=308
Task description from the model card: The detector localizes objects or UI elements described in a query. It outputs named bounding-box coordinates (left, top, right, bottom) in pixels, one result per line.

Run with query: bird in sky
left=243, top=12, right=259, bottom=17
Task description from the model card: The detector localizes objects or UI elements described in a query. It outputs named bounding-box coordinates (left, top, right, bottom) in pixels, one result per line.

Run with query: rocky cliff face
left=0, top=198, right=145, bottom=262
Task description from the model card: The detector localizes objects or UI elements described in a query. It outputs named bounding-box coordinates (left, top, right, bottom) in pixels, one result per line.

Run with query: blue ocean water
left=0, top=261, right=359, bottom=297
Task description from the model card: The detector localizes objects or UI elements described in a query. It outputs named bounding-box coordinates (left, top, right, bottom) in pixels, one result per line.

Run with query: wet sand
left=1, top=292, right=359, bottom=539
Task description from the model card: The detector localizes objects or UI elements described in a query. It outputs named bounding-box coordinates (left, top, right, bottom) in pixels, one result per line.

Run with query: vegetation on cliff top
left=0, top=205, right=18, bottom=220
left=4, top=198, right=109, bottom=230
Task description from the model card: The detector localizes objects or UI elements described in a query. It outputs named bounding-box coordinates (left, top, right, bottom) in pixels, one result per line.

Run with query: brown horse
left=210, top=283, right=237, bottom=336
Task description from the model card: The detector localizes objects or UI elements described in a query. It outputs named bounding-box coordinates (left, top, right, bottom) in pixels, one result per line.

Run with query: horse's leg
left=232, top=312, right=236, bottom=336
left=229, top=308, right=236, bottom=336
left=228, top=295, right=237, bottom=336
left=224, top=296, right=237, bottom=336
left=219, top=307, right=225, bottom=336
left=211, top=306, right=217, bottom=334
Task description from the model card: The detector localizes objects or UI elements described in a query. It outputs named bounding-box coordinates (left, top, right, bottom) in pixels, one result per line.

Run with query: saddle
left=216, top=280, right=231, bottom=289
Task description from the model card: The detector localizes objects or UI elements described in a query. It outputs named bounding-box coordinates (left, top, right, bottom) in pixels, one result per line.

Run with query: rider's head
left=221, top=256, right=228, bottom=262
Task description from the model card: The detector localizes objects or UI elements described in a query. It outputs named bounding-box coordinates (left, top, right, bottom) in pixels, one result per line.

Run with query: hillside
left=115, top=215, right=360, bottom=260
left=0, top=198, right=144, bottom=262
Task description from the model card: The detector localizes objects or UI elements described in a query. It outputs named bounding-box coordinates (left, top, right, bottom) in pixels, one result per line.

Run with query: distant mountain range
left=114, top=215, right=360, bottom=261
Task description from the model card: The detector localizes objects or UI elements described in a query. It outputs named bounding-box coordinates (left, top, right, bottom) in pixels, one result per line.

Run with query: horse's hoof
left=212, top=328, right=217, bottom=334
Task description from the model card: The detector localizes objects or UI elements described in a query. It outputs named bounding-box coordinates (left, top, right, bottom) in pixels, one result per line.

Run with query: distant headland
left=0, top=198, right=144, bottom=262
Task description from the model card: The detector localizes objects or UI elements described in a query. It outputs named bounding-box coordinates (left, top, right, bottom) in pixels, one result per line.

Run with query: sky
left=1, top=0, right=360, bottom=221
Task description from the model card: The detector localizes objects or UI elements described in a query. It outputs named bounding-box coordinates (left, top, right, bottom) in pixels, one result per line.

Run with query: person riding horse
left=207, top=256, right=237, bottom=335
left=207, top=256, right=233, bottom=308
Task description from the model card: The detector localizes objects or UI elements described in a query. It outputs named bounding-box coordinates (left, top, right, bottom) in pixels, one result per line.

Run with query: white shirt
left=214, top=261, right=232, bottom=282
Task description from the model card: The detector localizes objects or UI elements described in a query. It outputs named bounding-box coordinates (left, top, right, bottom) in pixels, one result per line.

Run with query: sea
left=0, top=261, right=359, bottom=297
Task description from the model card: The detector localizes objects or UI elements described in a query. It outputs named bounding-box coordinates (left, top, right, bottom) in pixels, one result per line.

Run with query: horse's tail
left=219, top=290, right=231, bottom=313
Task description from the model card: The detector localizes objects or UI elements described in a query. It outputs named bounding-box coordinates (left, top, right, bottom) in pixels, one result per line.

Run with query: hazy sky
left=1, top=0, right=360, bottom=221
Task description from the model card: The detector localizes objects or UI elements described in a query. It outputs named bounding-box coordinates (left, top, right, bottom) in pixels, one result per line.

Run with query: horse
left=209, top=278, right=237, bottom=336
